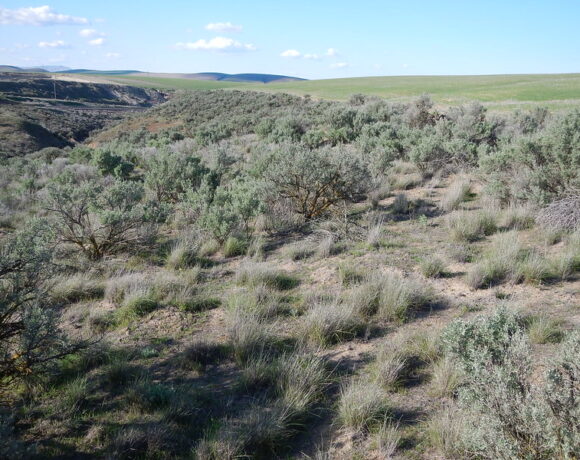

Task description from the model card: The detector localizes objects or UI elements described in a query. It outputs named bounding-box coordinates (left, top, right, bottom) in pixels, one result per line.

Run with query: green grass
left=97, top=73, right=580, bottom=109
left=107, top=75, right=245, bottom=90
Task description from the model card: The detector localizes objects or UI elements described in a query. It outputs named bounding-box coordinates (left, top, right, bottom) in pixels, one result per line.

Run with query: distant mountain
left=185, top=72, right=305, bottom=83
left=0, top=65, right=48, bottom=73
left=66, top=69, right=143, bottom=75
left=134, top=72, right=305, bottom=83
left=25, top=65, right=70, bottom=72
left=0, top=66, right=305, bottom=83
left=0, top=65, right=23, bottom=72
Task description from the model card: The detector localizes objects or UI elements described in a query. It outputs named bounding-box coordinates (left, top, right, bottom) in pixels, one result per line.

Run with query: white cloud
left=280, top=49, right=301, bottom=58
left=38, top=40, right=67, bottom=48
left=205, top=22, right=242, bottom=33
left=281, top=48, right=339, bottom=60
left=175, top=37, right=255, bottom=52
left=88, top=37, right=105, bottom=46
left=79, top=28, right=98, bottom=37
left=0, top=6, right=88, bottom=26
left=331, top=62, right=349, bottom=69
left=105, top=52, right=121, bottom=59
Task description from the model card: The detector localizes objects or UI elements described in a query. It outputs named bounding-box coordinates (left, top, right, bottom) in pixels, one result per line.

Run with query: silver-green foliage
left=0, top=220, right=77, bottom=393
left=441, top=308, right=579, bottom=459
left=45, top=171, right=152, bottom=259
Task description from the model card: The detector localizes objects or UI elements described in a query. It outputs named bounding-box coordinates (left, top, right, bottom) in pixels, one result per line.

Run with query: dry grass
left=375, top=271, right=435, bottom=322
left=419, top=255, right=447, bottom=278
left=392, top=193, right=409, bottom=214
left=228, top=284, right=286, bottom=319
left=166, top=235, right=200, bottom=269
left=446, top=207, right=498, bottom=242
left=373, top=421, right=401, bottom=459
left=466, top=231, right=522, bottom=288
left=50, top=272, right=104, bottom=304
left=337, top=378, right=391, bottom=431
left=428, top=357, right=463, bottom=398
left=227, top=308, right=271, bottom=364
left=285, top=240, right=315, bottom=261
left=502, top=202, right=536, bottom=230
left=300, top=301, right=365, bottom=346
left=223, top=236, right=247, bottom=258
left=424, top=406, right=465, bottom=458
left=371, top=342, right=408, bottom=388
left=526, top=315, right=564, bottom=344
left=236, top=261, right=299, bottom=290
left=440, top=176, right=471, bottom=212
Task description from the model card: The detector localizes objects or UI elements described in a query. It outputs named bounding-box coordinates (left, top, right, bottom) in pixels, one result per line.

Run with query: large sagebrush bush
left=44, top=171, right=154, bottom=259
left=262, top=144, right=370, bottom=220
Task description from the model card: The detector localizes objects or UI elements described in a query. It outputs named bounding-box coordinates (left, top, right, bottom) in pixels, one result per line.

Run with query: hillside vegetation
left=0, top=72, right=167, bottom=157
left=98, top=73, right=580, bottom=110
left=0, top=90, right=578, bottom=459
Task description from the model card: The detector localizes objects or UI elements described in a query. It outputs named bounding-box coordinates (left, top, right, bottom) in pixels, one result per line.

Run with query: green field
left=97, top=73, right=580, bottom=109
left=110, top=75, right=245, bottom=90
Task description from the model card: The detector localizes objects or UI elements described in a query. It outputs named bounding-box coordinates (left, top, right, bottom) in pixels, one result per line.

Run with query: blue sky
left=1, top=1, right=579, bottom=79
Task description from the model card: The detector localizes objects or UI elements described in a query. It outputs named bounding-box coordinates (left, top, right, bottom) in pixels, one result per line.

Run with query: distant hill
left=184, top=72, right=305, bottom=83
left=108, top=71, right=305, bottom=83
left=65, top=69, right=143, bottom=75
left=27, top=65, right=71, bottom=72
left=0, top=65, right=48, bottom=73
left=1, top=66, right=305, bottom=83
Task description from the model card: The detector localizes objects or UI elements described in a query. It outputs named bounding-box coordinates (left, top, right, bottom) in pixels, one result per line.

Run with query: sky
left=1, top=1, right=579, bottom=79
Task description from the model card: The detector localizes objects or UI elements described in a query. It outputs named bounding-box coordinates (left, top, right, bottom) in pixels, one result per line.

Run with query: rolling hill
left=103, top=73, right=580, bottom=110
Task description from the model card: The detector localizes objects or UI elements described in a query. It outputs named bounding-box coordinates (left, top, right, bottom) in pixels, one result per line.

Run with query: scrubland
left=0, top=90, right=578, bottom=459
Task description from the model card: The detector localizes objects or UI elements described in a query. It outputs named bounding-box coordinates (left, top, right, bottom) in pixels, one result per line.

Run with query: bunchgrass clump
left=375, top=271, right=435, bottom=322
left=502, top=202, right=536, bottom=230
left=166, top=236, right=200, bottom=269
left=366, top=221, right=386, bottom=249
left=228, top=284, right=285, bottom=319
left=466, top=231, right=522, bottom=288
left=420, top=255, right=447, bottom=278
left=392, top=193, right=409, bottom=214
left=113, top=288, right=159, bottom=326
left=178, top=339, right=228, bottom=371
left=174, top=294, right=220, bottom=313
left=440, top=177, right=470, bottom=212
left=548, top=251, right=578, bottom=281
left=526, top=315, right=563, bottom=344
left=198, top=239, right=220, bottom=257
left=338, top=378, right=391, bottom=431
left=300, top=301, right=365, bottom=346
left=467, top=232, right=558, bottom=288
left=276, top=353, right=328, bottom=413
left=371, top=342, right=408, bottom=388
left=126, top=378, right=174, bottom=412
left=58, top=376, right=90, bottom=414
left=447, top=243, right=474, bottom=263
left=223, top=236, right=248, bottom=258
left=338, top=263, right=366, bottom=286
left=227, top=308, right=271, bottom=364
left=315, top=233, right=342, bottom=258
left=284, top=240, right=315, bottom=261
left=424, top=406, right=464, bottom=458
left=103, top=358, right=142, bottom=387
left=236, top=261, right=299, bottom=291
left=428, top=357, right=463, bottom=398
left=446, top=208, right=498, bottom=242
left=50, top=273, right=104, bottom=304
left=373, top=421, right=401, bottom=459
